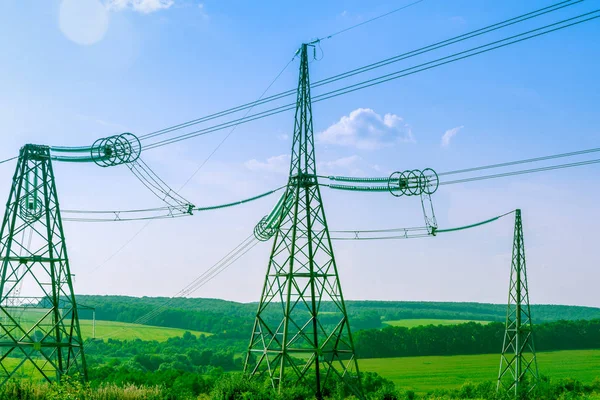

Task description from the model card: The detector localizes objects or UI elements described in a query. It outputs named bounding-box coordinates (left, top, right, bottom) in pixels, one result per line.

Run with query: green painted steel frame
left=0, top=144, right=87, bottom=386
left=497, top=209, right=539, bottom=396
left=244, top=44, right=364, bottom=399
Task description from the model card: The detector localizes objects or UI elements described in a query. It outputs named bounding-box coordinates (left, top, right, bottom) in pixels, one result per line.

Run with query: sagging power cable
left=141, top=9, right=599, bottom=151
left=138, top=0, right=588, bottom=148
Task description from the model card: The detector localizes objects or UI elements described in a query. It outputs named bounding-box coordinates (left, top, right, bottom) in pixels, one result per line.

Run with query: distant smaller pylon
left=497, top=209, right=539, bottom=396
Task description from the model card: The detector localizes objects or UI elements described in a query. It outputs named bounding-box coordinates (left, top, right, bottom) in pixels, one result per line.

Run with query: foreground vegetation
left=6, top=298, right=600, bottom=398
left=5, top=348, right=600, bottom=399
left=3, top=373, right=600, bottom=399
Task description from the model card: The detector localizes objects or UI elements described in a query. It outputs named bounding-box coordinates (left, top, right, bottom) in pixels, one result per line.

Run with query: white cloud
left=245, top=154, right=370, bottom=177
left=441, top=125, right=464, bottom=147
left=277, top=133, right=289, bottom=141
left=244, top=154, right=290, bottom=175
left=105, top=0, right=174, bottom=13
left=320, top=155, right=361, bottom=170
left=319, top=155, right=365, bottom=176
left=318, top=108, right=414, bottom=150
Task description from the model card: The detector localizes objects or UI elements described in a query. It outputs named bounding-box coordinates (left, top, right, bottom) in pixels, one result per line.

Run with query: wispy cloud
left=244, top=154, right=290, bottom=175
left=441, top=125, right=464, bottom=147
left=320, top=155, right=361, bottom=170
left=244, top=154, right=374, bottom=177
left=105, top=0, right=174, bottom=13
left=318, top=155, right=366, bottom=176
left=318, top=108, right=414, bottom=150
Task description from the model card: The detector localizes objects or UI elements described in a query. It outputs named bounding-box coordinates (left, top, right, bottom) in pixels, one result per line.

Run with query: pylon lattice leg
left=0, top=145, right=87, bottom=385
left=244, top=44, right=363, bottom=399
left=497, top=209, right=538, bottom=395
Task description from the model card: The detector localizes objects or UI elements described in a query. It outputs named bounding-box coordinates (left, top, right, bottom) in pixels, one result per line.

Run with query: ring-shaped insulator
left=19, top=196, right=43, bottom=223
left=120, top=133, right=141, bottom=164
left=91, top=133, right=142, bottom=167
left=254, top=217, right=276, bottom=241
left=399, top=171, right=410, bottom=196
left=387, top=171, right=403, bottom=197
left=417, top=170, right=426, bottom=193
left=116, top=136, right=129, bottom=164
left=406, top=170, right=420, bottom=196
left=104, top=135, right=123, bottom=166
left=422, top=168, right=439, bottom=195
left=91, top=137, right=108, bottom=167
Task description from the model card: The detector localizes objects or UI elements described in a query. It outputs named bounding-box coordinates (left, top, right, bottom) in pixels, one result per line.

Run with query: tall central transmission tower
left=244, top=44, right=363, bottom=399
left=497, top=209, right=539, bottom=395
left=0, top=145, right=87, bottom=385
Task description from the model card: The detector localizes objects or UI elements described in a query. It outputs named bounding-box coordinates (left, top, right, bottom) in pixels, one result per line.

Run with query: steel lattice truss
left=0, top=145, right=87, bottom=385
left=244, top=44, right=363, bottom=399
left=497, top=209, right=539, bottom=395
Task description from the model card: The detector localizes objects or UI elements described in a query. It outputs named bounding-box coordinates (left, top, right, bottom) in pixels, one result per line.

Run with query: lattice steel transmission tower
left=498, top=209, right=538, bottom=395
left=244, top=43, right=363, bottom=399
left=0, top=144, right=87, bottom=385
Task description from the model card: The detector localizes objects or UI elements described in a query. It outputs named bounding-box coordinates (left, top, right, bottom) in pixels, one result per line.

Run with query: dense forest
left=355, top=319, right=600, bottom=358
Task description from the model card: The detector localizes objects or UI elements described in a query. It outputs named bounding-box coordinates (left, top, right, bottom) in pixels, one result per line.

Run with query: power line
left=176, top=58, right=297, bottom=192
left=63, top=186, right=285, bottom=222
left=318, top=0, right=425, bottom=41
left=142, top=10, right=599, bottom=151
left=330, top=210, right=516, bottom=241
left=65, top=145, right=600, bottom=220
left=439, top=147, right=600, bottom=176
left=0, top=156, right=17, bottom=166
left=86, top=221, right=152, bottom=274
left=322, top=146, right=600, bottom=183
left=80, top=58, right=293, bottom=272
left=323, top=157, right=600, bottom=192
left=308, top=11, right=600, bottom=106
left=134, top=236, right=258, bottom=326
left=309, top=0, right=582, bottom=93
left=86, top=235, right=260, bottom=342
left=138, top=0, right=582, bottom=144
left=439, top=158, right=600, bottom=186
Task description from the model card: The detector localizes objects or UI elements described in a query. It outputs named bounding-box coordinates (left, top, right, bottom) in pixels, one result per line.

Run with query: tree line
left=354, top=319, right=600, bottom=358
left=76, top=294, right=600, bottom=335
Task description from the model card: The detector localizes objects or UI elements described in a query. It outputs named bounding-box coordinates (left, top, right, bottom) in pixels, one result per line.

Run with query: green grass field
left=383, top=319, right=491, bottom=328
left=7, top=309, right=210, bottom=341
left=360, top=349, right=600, bottom=393
left=78, top=319, right=211, bottom=341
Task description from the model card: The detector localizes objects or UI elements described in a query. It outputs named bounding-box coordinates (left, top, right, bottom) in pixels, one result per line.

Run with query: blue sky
left=1, top=0, right=599, bottom=307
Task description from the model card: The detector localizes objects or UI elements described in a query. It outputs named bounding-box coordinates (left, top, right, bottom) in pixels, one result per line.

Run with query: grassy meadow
left=78, top=319, right=211, bottom=341
left=360, top=349, right=600, bottom=393
left=7, top=309, right=211, bottom=341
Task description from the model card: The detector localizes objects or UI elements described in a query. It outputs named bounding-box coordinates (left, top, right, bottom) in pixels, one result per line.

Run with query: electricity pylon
left=0, top=144, right=87, bottom=385
left=244, top=43, right=363, bottom=399
left=498, top=209, right=538, bottom=395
